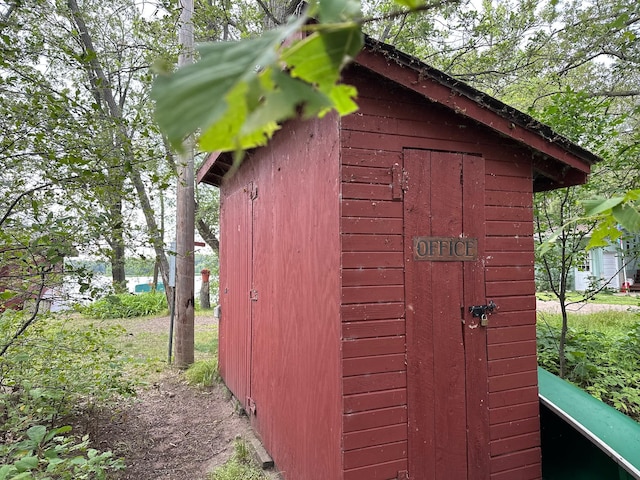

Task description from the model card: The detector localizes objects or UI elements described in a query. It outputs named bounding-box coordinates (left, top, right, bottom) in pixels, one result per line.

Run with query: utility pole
left=174, top=0, right=195, bottom=368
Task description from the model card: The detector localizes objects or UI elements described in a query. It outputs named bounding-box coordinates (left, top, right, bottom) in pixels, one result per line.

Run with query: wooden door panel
left=405, top=150, right=489, bottom=480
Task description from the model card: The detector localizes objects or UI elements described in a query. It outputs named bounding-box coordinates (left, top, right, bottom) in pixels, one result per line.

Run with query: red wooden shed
left=198, top=37, right=598, bottom=480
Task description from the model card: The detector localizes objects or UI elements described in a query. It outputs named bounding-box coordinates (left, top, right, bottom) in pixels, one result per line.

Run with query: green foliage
left=152, top=0, right=367, bottom=154
left=0, top=425, right=123, bottom=480
left=208, top=439, right=266, bottom=480
left=0, top=311, right=134, bottom=479
left=538, top=314, right=640, bottom=421
left=80, top=292, right=167, bottom=319
left=185, top=359, right=219, bottom=388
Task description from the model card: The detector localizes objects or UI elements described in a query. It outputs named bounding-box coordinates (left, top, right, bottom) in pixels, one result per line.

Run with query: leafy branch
left=152, top=0, right=452, bottom=158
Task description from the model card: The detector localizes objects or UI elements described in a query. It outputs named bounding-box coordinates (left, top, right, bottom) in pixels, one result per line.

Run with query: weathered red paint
left=199, top=39, right=598, bottom=480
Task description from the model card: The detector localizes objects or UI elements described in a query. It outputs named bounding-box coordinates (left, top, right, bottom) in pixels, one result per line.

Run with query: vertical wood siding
left=340, top=66, right=541, bottom=479
left=220, top=117, right=343, bottom=480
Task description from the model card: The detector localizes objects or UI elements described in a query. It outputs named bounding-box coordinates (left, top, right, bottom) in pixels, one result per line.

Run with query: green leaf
left=0, top=465, right=18, bottom=480
left=612, top=204, right=640, bottom=232
left=14, top=455, right=39, bottom=472
left=282, top=27, right=363, bottom=90
left=393, top=0, right=426, bottom=8
left=316, top=0, right=362, bottom=23
left=27, top=425, right=47, bottom=445
left=152, top=15, right=306, bottom=149
left=583, top=197, right=624, bottom=216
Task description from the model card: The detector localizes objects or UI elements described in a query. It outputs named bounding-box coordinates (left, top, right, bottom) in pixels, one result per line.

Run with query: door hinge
left=250, top=289, right=258, bottom=301
left=247, top=397, right=256, bottom=415
left=391, top=163, right=407, bottom=199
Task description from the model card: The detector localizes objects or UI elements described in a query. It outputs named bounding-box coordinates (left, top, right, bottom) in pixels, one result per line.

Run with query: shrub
left=537, top=320, right=640, bottom=421
left=80, top=291, right=167, bottom=319
left=0, top=310, right=135, bottom=478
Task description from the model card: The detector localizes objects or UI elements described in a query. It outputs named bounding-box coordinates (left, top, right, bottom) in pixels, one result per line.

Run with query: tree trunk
left=174, top=0, right=195, bottom=368
left=67, top=0, right=173, bottom=305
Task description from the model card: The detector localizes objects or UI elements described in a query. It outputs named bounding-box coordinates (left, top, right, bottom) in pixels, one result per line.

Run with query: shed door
left=219, top=182, right=255, bottom=411
left=404, top=149, right=489, bottom=479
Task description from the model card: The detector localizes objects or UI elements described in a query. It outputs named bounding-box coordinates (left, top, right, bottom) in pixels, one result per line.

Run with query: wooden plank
left=344, top=405, right=408, bottom=432
left=485, top=236, right=534, bottom=252
left=342, top=129, right=485, bottom=157
left=485, top=190, right=532, bottom=208
left=342, top=337, right=406, bottom=359
left=490, top=432, right=540, bottom=457
left=486, top=206, right=533, bottom=222
left=342, top=251, right=404, bottom=269
left=489, top=370, right=539, bottom=393
left=484, top=252, right=534, bottom=267
left=485, top=280, right=536, bottom=297
left=486, top=175, right=532, bottom=193
left=343, top=371, right=407, bottom=395
left=490, top=417, right=540, bottom=441
left=488, top=340, right=537, bottom=361
left=342, top=234, right=403, bottom=252
left=344, top=388, right=407, bottom=414
left=490, top=464, right=541, bottom=480
left=344, top=441, right=408, bottom=469
left=342, top=165, right=392, bottom=184
left=489, top=387, right=539, bottom=409
left=342, top=199, right=403, bottom=218
left=405, top=151, right=436, bottom=480
left=485, top=158, right=532, bottom=178
left=490, top=448, right=541, bottom=474
left=488, top=325, right=536, bottom=345
left=462, top=153, right=491, bottom=479
left=342, top=183, right=394, bottom=200
left=344, top=424, right=407, bottom=450
left=341, top=302, right=405, bottom=322
left=485, top=266, right=535, bottom=282
left=343, top=353, right=406, bottom=376
left=488, top=356, right=538, bottom=377
left=344, top=459, right=408, bottom=480
left=342, top=285, right=405, bottom=304
left=489, top=304, right=536, bottom=322
left=341, top=217, right=403, bottom=234
left=342, top=268, right=404, bottom=287
left=485, top=221, right=534, bottom=236
left=490, top=402, right=540, bottom=425
left=342, top=319, right=405, bottom=339
left=341, top=148, right=401, bottom=168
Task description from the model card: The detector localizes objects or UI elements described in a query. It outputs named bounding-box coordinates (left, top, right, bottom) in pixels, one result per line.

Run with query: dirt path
left=87, top=315, right=254, bottom=480
left=536, top=299, right=640, bottom=314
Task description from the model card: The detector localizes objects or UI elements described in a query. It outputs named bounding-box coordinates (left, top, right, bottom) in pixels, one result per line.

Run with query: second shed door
left=404, top=149, right=489, bottom=480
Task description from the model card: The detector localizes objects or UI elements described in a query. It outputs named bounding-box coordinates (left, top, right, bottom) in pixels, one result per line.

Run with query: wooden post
left=174, top=0, right=195, bottom=368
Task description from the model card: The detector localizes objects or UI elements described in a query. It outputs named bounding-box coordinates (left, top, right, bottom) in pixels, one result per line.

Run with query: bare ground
left=84, top=315, right=254, bottom=480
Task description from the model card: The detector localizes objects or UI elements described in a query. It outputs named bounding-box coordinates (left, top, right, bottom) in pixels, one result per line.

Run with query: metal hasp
left=468, top=300, right=497, bottom=326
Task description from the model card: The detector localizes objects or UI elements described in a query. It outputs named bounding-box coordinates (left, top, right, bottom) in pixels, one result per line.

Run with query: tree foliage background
left=1, top=0, right=638, bottom=375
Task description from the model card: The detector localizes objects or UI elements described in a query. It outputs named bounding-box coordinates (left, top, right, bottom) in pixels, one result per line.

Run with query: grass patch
left=209, top=439, right=266, bottom=480
left=537, top=290, right=640, bottom=306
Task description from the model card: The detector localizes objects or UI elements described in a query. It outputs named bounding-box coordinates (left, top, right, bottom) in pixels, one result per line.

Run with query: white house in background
left=574, top=236, right=640, bottom=291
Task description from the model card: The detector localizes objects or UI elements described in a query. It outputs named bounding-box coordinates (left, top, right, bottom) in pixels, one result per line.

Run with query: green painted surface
left=538, top=367, right=640, bottom=479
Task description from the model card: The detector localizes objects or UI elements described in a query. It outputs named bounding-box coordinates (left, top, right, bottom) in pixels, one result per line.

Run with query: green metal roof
left=538, top=367, right=640, bottom=479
